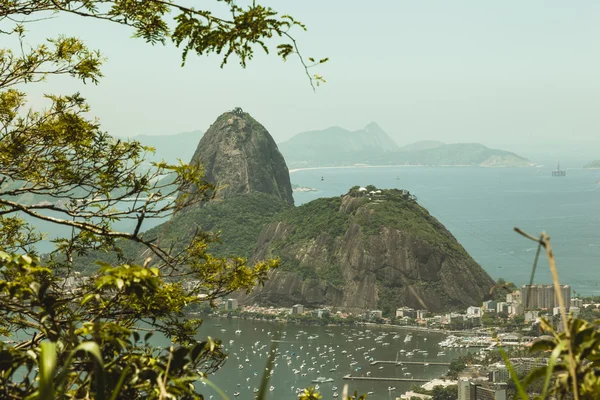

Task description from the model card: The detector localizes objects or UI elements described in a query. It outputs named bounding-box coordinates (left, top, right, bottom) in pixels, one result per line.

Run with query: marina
left=370, top=361, right=450, bottom=366
left=343, top=374, right=429, bottom=383
left=177, top=317, right=465, bottom=399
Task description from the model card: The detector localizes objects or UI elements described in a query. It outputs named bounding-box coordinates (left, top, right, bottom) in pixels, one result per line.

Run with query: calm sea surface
left=291, top=166, right=600, bottom=296
left=186, top=317, right=462, bottom=400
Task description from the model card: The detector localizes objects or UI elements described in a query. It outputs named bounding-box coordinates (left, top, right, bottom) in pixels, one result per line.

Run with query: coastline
left=288, top=164, right=526, bottom=174
left=289, top=164, right=431, bottom=174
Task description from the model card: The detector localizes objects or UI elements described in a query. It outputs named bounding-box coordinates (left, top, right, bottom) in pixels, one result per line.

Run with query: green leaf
left=499, top=346, right=529, bottom=400
left=38, top=342, right=57, bottom=400
left=542, top=340, right=567, bottom=398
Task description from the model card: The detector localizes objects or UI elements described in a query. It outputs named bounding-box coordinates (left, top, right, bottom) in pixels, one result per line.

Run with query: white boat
left=404, top=334, right=413, bottom=343
left=333, top=393, right=339, bottom=398
left=269, top=386, right=274, bottom=392
left=311, top=377, right=334, bottom=383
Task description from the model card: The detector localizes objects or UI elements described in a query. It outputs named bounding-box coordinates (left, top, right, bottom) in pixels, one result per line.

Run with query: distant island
left=278, top=123, right=534, bottom=168
left=584, top=160, right=600, bottom=169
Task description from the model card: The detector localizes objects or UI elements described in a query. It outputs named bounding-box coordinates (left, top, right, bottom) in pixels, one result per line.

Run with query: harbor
left=370, top=361, right=450, bottom=366
left=343, top=374, right=429, bottom=383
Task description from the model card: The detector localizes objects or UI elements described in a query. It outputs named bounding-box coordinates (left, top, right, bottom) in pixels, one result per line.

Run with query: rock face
left=240, top=189, right=495, bottom=313
left=183, top=108, right=294, bottom=206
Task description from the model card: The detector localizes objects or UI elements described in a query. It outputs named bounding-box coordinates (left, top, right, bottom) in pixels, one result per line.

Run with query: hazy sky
left=15, top=1, right=600, bottom=161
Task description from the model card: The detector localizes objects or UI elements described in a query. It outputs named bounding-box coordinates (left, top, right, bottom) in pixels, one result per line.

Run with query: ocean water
left=290, top=166, right=600, bottom=296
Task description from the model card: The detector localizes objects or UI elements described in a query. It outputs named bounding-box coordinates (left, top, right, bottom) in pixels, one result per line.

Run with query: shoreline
left=288, top=164, right=528, bottom=174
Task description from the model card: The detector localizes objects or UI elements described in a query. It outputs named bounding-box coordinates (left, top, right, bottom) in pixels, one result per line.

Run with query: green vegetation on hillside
left=352, top=189, right=464, bottom=254
left=274, top=196, right=350, bottom=242
left=158, top=193, right=291, bottom=258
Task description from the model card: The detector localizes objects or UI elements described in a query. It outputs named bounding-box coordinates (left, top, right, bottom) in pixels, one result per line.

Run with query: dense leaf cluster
left=0, top=0, right=325, bottom=398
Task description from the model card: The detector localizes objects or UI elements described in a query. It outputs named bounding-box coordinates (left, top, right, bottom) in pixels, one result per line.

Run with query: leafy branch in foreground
left=0, top=0, right=328, bottom=88
left=504, top=228, right=600, bottom=400
left=0, top=0, right=327, bottom=397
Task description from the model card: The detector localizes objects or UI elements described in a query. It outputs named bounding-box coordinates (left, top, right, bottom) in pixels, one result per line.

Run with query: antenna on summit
left=232, top=107, right=244, bottom=115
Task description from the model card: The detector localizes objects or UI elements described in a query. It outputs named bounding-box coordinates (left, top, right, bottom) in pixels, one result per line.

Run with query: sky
left=12, top=1, right=600, bottom=163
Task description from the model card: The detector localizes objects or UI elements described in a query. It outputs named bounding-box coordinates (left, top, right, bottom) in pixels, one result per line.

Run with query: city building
left=488, top=366, right=510, bottom=383
left=506, top=290, right=521, bottom=304
left=400, top=391, right=432, bottom=399
left=467, top=306, right=482, bottom=317
left=482, top=300, right=497, bottom=312
left=459, top=380, right=507, bottom=400
left=226, top=298, right=238, bottom=311
left=368, top=310, right=383, bottom=319
left=396, top=307, right=416, bottom=318
left=496, top=302, right=509, bottom=314
left=571, top=298, right=583, bottom=308
left=291, top=304, right=304, bottom=315
left=511, top=357, right=549, bottom=374
left=416, top=309, right=428, bottom=320
left=524, top=310, right=539, bottom=323
left=508, top=303, right=524, bottom=316
left=521, top=284, right=571, bottom=310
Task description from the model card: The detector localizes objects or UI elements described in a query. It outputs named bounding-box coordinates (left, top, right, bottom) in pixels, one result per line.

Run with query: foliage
left=491, top=278, right=518, bottom=302
left=354, top=189, right=464, bottom=254
left=0, top=0, right=324, bottom=398
left=446, top=357, right=468, bottom=380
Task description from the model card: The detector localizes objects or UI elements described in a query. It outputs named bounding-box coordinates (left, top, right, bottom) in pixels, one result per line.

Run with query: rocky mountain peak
left=183, top=108, right=294, bottom=206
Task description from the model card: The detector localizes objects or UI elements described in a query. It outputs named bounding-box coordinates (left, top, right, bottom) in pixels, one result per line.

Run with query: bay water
left=188, top=317, right=460, bottom=400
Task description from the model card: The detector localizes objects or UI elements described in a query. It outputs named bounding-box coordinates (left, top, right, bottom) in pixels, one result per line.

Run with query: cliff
left=239, top=188, right=495, bottom=313
left=181, top=108, right=294, bottom=206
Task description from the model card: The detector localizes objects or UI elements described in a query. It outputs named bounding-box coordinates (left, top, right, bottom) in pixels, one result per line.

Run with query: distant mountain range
left=125, top=130, right=204, bottom=166
left=128, top=123, right=533, bottom=168
left=279, top=123, right=533, bottom=168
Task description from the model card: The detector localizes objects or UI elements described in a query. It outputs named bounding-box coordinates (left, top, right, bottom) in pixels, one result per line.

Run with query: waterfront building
left=416, top=309, right=428, bottom=319
left=521, top=284, right=571, bottom=310
left=368, top=309, right=383, bottom=319
left=396, top=307, right=416, bottom=318
left=291, top=304, right=304, bottom=315
left=400, top=391, right=432, bottom=399
left=226, top=298, right=238, bottom=311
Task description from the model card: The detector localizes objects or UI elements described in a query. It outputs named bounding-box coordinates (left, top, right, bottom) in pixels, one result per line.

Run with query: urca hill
left=156, top=109, right=495, bottom=313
